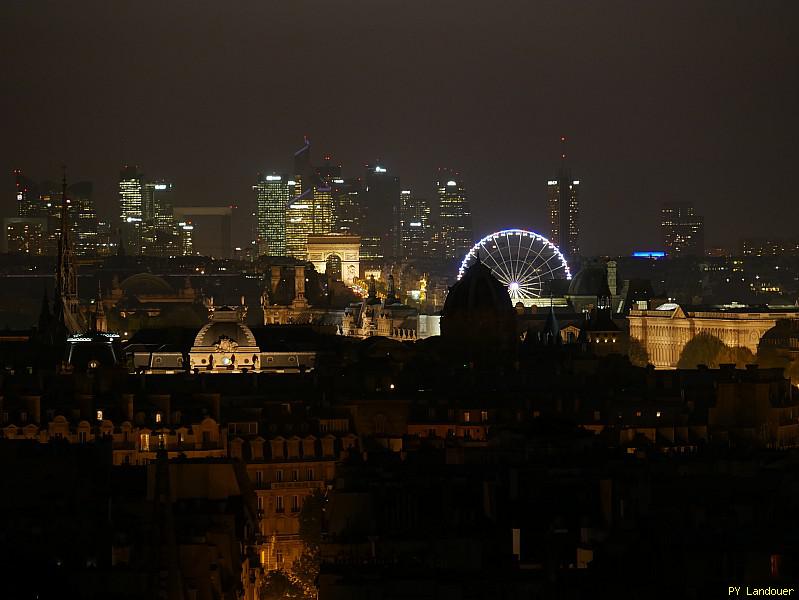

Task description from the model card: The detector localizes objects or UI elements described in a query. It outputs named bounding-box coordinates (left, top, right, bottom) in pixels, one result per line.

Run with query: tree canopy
left=677, top=333, right=755, bottom=369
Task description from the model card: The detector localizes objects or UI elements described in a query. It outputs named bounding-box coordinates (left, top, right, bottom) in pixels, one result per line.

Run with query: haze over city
left=3, top=0, right=798, bottom=254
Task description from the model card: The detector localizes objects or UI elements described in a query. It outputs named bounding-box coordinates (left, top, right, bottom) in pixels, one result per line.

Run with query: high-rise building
left=362, top=163, right=401, bottom=262
left=255, top=173, right=291, bottom=256
left=119, top=165, right=144, bottom=253
left=436, top=169, right=473, bottom=261
left=285, top=182, right=314, bottom=260
left=119, top=166, right=144, bottom=221
left=96, top=220, right=115, bottom=256
left=14, top=170, right=40, bottom=217
left=284, top=139, right=334, bottom=260
left=400, top=190, right=431, bottom=259
left=547, top=139, right=580, bottom=258
left=661, top=202, right=705, bottom=257
left=142, top=180, right=175, bottom=228
left=68, top=181, right=98, bottom=256
left=140, top=180, right=182, bottom=256
left=332, top=177, right=362, bottom=236
left=2, top=218, right=48, bottom=255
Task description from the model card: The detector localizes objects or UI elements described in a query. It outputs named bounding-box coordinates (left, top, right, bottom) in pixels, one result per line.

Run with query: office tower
left=142, top=180, right=175, bottom=228
left=35, top=180, right=65, bottom=255
left=436, top=169, right=473, bottom=261
left=294, top=135, right=313, bottom=191
left=255, top=173, right=291, bottom=256
left=661, top=202, right=705, bottom=257
left=316, top=154, right=342, bottom=184
left=547, top=139, right=580, bottom=258
left=311, top=154, right=337, bottom=236
left=140, top=180, right=181, bottom=256
left=119, top=165, right=144, bottom=253
left=332, top=177, right=362, bottom=235
left=285, top=180, right=313, bottom=260
left=400, top=190, right=431, bottom=259
left=14, top=170, right=40, bottom=217
left=119, top=166, right=144, bottom=221
left=2, top=218, right=48, bottom=254
left=96, top=220, right=115, bottom=256
left=284, top=139, right=334, bottom=259
left=362, top=163, right=401, bottom=261
left=177, top=221, right=194, bottom=255
left=68, top=181, right=98, bottom=257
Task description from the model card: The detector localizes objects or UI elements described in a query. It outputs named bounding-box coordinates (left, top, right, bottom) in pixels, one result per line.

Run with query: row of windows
left=258, top=494, right=303, bottom=513
left=253, top=467, right=316, bottom=484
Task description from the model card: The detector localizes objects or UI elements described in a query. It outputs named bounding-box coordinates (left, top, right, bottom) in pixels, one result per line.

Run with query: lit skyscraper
left=119, top=165, right=144, bottom=253
left=68, top=181, right=98, bottom=256
left=362, top=163, right=401, bottom=261
left=400, top=190, right=431, bottom=259
left=332, top=177, right=362, bottom=236
left=119, top=166, right=143, bottom=221
left=141, top=180, right=180, bottom=256
left=255, top=173, right=291, bottom=256
left=14, top=170, right=40, bottom=217
left=2, top=218, right=47, bottom=255
left=284, top=139, right=333, bottom=259
left=436, top=169, right=473, bottom=261
left=661, top=202, right=705, bottom=257
left=547, top=138, right=580, bottom=258
left=142, top=181, right=175, bottom=227
left=285, top=182, right=315, bottom=260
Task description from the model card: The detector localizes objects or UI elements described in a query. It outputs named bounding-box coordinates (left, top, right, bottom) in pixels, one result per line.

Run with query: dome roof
left=442, top=261, right=513, bottom=316
left=119, top=273, right=174, bottom=296
left=192, top=306, right=258, bottom=349
left=568, top=264, right=611, bottom=297
left=759, top=319, right=799, bottom=350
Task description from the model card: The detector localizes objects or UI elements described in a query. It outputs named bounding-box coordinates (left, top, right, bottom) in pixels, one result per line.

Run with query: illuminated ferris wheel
left=458, top=229, right=572, bottom=301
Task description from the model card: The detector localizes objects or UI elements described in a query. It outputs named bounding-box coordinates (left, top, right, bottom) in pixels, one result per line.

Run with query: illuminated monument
left=189, top=303, right=261, bottom=372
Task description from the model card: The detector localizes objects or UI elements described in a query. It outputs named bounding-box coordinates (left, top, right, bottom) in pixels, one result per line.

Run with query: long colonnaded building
left=628, top=303, right=799, bottom=369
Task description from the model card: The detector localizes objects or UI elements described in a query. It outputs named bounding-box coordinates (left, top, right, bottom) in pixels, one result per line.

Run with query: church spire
left=94, top=282, right=107, bottom=333
left=55, top=166, right=82, bottom=334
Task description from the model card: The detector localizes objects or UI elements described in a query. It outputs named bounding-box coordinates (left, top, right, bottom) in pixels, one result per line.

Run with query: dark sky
left=2, top=0, right=798, bottom=255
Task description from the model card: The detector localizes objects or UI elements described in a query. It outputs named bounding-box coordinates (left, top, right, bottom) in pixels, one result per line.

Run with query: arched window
left=326, top=254, right=343, bottom=282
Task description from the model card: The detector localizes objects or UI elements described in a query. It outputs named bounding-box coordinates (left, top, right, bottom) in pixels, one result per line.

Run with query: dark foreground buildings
left=1, top=262, right=799, bottom=599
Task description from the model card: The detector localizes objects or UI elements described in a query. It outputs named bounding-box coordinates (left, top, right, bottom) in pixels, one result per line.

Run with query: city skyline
left=3, top=1, right=798, bottom=256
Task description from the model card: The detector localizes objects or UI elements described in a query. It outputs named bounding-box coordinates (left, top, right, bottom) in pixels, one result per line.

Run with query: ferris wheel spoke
left=492, top=238, right=510, bottom=279
left=490, top=244, right=515, bottom=285
left=483, top=248, right=513, bottom=284
left=516, top=234, right=537, bottom=280
left=515, top=242, right=548, bottom=287
left=506, top=234, right=519, bottom=283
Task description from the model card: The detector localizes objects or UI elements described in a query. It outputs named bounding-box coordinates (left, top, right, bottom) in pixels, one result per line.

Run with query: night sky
left=2, top=1, right=798, bottom=255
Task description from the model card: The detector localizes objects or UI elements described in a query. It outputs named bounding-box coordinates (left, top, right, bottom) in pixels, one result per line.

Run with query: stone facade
left=628, top=304, right=799, bottom=368
left=307, top=234, right=360, bottom=286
